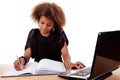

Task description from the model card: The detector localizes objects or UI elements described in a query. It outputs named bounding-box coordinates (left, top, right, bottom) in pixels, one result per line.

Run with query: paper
left=1, top=58, right=66, bottom=77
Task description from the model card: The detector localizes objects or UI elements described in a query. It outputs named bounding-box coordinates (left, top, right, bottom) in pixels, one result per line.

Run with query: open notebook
left=1, top=58, right=66, bottom=78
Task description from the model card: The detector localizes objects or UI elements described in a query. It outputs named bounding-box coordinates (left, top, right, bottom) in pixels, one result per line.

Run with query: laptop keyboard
left=71, top=67, right=91, bottom=76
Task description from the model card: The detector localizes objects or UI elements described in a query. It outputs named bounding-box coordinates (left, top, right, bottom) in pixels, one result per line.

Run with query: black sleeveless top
left=25, top=28, right=68, bottom=62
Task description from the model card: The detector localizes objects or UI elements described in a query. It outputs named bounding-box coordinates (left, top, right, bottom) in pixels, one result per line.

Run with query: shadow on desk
left=0, top=64, right=120, bottom=80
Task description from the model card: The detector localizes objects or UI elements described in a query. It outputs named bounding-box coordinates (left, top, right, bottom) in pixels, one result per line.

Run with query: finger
left=71, top=63, right=78, bottom=69
left=19, top=58, right=25, bottom=65
left=76, top=62, right=85, bottom=68
left=20, top=64, right=25, bottom=70
left=19, top=58, right=25, bottom=69
left=80, top=63, right=85, bottom=68
left=72, top=63, right=83, bottom=69
left=80, top=63, right=85, bottom=67
left=14, top=60, right=25, bottom=70
left=14, top=60, right=21, bottom=70
left=75, top=64, right=81, bottom=69
left=15, top=66, right=21, bottom=71
left=14, top=60, right=20, bottom=68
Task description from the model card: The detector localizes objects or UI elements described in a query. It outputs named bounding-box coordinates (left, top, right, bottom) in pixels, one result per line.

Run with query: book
left=1, top=58, right=66, bottom=78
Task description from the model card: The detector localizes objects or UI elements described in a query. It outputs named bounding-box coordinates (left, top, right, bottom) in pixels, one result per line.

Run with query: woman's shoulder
left=28, top=28, right=39, bottom=38
left=59, top=30, right=69, bottom=45
left=29, top=28, right=39, bottom=34
left=30, top=28, right=39, bottom=32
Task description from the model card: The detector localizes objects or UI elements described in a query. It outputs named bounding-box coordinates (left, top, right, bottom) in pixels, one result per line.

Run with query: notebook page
left=35, top=59, right=66, bottom=74
left=2, top=62, right=38, bottom=77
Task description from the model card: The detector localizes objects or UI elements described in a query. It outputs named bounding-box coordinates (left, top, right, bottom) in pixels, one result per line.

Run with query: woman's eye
left=41, top=22, right=44, bottom=24
left=47, top=24, right=52, bottom=26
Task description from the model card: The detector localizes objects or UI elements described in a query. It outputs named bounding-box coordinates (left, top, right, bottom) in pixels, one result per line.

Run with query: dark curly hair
left=31, top=2, right=66, bottom=32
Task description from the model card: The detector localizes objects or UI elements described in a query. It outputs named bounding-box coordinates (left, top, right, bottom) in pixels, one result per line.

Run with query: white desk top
left=0, top=64, right=120, bottom=80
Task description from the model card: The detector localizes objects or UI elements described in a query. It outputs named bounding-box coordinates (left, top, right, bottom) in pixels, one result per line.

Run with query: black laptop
left=58, top=30, right=120, bottom=80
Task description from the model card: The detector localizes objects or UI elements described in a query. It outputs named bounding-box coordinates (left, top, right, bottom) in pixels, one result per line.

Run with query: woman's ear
left=52, top=28, right=55, bottom=32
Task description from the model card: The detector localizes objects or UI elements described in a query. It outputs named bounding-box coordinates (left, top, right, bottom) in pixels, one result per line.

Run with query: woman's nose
left=42, top=25, right=47, bottom=29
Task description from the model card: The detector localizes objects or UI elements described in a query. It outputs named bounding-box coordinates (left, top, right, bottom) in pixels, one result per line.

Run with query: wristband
left=19, top=56, right=27, bottom=65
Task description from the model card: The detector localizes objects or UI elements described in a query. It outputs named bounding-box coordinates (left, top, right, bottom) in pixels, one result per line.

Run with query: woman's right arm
left=14, top=29, right=36, bottom=70
left=14, top=48, right=31, bottom=70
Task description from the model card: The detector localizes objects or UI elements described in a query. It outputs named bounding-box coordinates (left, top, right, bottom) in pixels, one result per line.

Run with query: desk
left=0, top=64, right=120, bottom=80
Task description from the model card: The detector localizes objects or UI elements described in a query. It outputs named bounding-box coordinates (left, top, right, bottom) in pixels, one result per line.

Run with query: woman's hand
left=14, top=48, right=31, bottom=70
left=70, top=61, right=85, bottom=69
left=65, top=61, right=85, bottom=70
left=14, top=58, right=25, bottom=71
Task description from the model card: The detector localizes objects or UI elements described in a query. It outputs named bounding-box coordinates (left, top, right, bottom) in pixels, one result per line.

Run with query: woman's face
left=38, top=16, right=54, bottom=37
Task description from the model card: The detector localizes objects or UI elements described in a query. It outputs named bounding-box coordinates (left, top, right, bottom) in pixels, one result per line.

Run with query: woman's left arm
left=61, top=42, right=85, bottom=70
left=61, top=42, right=71, bottom=70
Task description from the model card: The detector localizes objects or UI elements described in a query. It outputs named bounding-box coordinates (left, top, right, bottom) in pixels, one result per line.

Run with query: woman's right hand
left=14, top=58, right=25, bottom=71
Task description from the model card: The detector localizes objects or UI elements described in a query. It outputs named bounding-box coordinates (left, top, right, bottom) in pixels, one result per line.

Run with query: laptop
left=58, top=30, right=120, bottom=80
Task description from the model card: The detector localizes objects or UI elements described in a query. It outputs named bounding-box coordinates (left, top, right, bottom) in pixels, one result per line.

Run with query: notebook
left=58, top=30, right=120, bottom=80
left=1, top=58, right=66, bottom=78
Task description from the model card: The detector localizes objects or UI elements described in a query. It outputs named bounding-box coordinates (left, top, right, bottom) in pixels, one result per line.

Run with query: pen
left=16, top=55, right=21, bottom=65
left=16, top=55, right=24, bottom=69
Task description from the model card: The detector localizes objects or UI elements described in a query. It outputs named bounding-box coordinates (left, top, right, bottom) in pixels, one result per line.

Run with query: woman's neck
left=39, top=30, right=50, bottom=37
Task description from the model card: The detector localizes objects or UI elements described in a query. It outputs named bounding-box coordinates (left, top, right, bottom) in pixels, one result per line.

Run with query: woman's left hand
left=70, top=61, right=85, bottom=70
left=65, top=61, right=85, bottom=70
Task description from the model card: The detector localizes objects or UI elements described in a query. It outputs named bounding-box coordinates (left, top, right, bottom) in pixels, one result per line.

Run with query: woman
left=14, top=2, right=85, bottom=71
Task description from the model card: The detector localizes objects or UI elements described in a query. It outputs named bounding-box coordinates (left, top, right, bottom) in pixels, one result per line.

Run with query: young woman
left=14, top=2, right=85, bottom=71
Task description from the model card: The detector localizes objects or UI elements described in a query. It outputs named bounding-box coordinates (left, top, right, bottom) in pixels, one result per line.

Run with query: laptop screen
left=90, top=31, right=120, bottom=79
